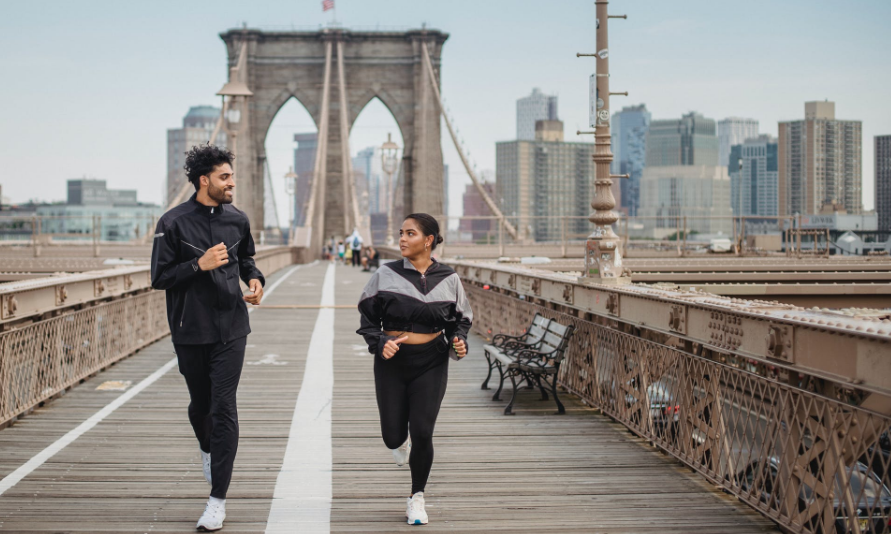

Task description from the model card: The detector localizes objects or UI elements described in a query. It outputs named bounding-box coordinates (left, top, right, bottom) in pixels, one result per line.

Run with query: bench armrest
left=501, top=339, right=542, bottom=354
left=492, top=333, right=525, bottom=346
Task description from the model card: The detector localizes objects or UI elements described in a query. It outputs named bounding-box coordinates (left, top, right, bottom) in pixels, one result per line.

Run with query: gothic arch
left=220, top=28, right=448, bottom=246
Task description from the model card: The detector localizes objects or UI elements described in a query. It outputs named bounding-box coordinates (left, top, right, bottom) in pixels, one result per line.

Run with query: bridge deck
left=0, top=262, right=778, bottom=533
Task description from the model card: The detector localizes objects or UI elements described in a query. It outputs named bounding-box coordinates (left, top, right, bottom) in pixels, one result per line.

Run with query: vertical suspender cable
left=336, top=40, right=368, bottom=242
left=304, top=40, right=333, bottom=250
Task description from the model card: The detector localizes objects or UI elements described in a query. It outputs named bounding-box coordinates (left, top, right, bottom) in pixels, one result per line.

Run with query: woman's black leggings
left=374, top=335, right=449, bottom=495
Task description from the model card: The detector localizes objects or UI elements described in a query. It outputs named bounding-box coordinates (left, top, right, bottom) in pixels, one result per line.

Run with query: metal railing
left=0, top=292, right=167, bottom=427
left=0, top=214, right=290, bottom=255
left=403, top=214, right=839, bottom=259
left=0, top=214, right=159, bottom=257
left=0, top=246, right=299, bottom=427
left=465, top=280, right=891, bottom=534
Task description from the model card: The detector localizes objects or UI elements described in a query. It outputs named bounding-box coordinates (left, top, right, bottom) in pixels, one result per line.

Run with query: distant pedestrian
left=361, top=245, right=379, bottom=272
left=347, top=228, right=364, bottom=267
left=151, top=144, right=265, bottom=532
left=337, top=240, right=345, bottom=262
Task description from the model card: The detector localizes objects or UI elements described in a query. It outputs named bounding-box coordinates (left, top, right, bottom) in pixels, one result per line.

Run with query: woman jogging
left=356, top=213, right=472, bottom=526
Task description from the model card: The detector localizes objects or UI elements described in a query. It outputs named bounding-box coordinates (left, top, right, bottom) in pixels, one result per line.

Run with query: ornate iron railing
left=0, top=291, right=167, bottom=426
left=467, top=284, right=891, bottom=534
left=0, top=246, right=300, bottom=427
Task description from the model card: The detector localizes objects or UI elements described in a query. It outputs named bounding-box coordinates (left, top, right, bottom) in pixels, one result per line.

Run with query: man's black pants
left=174, top=336, right=247, bottom=499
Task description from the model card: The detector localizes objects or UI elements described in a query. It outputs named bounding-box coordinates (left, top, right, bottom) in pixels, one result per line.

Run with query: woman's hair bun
left=435, top=234, right=444, bottom=245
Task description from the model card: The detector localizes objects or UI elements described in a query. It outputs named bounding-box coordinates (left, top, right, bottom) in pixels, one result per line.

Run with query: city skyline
left=1, top=0, right=889, bottom=224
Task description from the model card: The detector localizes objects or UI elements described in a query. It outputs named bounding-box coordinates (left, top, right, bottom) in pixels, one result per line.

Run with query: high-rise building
left=875, top=135, right=891, bottom=231
left=611, top=105, right=651, bottom=216
left=638, top=165, right=732, bottom=236
left=516, top=88, right=558, bottom=141
left=778, top=101, right=862, bottom=216
left=646, top=112, right=719, bottom=167
left=37, top=179, right=161, bottom=242
left=166, top=106, right=226, bottom=206
left=497, top=120, right=595, bottom=241
left=352, top=144, right=393, bottom=216
left=729, top=135, right=778, bottom=217
left=292, top=133, right=318, bottom=226
left=460, top=180, right=496, bottom=242
left=717, top=117, right=759, bottom=168
left=640, top=112, right=730, bottom=235
left=68, top=179, right=138, bottom=206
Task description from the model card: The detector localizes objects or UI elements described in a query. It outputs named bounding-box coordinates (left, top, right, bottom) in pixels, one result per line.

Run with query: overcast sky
left=1, top=0, right=888, bottom=224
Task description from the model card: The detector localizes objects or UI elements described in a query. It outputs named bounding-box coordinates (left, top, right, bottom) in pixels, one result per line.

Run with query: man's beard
left=208, top=183, right=233, bottom=204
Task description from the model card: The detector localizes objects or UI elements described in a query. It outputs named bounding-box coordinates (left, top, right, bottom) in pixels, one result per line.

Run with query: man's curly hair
left=183, top=144, right=234, bottom=190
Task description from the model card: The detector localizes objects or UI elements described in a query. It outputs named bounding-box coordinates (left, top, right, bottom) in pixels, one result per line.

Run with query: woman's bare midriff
left=383, top=331, right=443, bottom=345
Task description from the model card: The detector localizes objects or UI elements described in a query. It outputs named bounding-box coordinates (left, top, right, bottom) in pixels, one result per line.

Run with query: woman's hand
left=452, top=337, right=467, bottom=359
left=382, top=335, right=409, bottom=359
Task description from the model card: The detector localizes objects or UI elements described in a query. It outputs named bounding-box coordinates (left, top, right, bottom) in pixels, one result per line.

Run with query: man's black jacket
left=150, top=194, right=265, bottom=345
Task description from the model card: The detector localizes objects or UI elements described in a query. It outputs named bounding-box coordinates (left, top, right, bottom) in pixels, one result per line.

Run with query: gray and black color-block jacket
left=357, top=258, right=473, bottom=360
left=150, top=194, right=265, bottom=345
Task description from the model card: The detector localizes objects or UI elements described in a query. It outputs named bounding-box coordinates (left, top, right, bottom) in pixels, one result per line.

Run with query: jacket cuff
left=177, top=258, right=202, bottom=283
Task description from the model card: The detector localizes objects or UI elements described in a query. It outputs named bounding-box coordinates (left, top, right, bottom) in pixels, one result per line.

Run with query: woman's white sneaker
left=201, top=450, right=212, bottom=485
left=196, top=497, right=226, bottom=531
left=392, top=436, right=411, bottom=467
left=406, top=492, right=428, bottom=525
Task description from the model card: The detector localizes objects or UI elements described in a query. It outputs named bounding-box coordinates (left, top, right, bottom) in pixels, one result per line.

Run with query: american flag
left=322, top=0, right=334, bottom=11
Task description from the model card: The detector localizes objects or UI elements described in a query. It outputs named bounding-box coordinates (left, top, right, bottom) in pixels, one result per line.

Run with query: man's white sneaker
left=201, top=450, right=212, bottom=485
left=392, top=436, right=411, bottom=467
left=406, top=492, right=428, bottom=525
left=196, top=497, right=226, bottom=532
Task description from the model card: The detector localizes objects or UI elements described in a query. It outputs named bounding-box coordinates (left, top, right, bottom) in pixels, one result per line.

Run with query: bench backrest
left=539, top=321, right=574, bottom=361
left=525, top=314, right=552, bottom=344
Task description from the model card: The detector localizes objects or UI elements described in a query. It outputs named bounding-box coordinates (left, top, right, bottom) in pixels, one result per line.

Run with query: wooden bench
left=481, top=313, right=552, bottom=391
left=484, top=319, right=575, bottom=415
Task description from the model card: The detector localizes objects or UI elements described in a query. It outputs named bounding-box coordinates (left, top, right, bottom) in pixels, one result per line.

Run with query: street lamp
left=578, top=0, right=630, bottom=285
left=216, top=64, right=253, bottom=204
left=380, top=132, right=400, bottom=245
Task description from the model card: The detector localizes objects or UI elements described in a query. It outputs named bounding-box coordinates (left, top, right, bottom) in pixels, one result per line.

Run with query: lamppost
left=216, top=61, right=253, bottom=210
left=579, top=1, right=630, bottom=285
left=381, top=133, right=400, bottom=246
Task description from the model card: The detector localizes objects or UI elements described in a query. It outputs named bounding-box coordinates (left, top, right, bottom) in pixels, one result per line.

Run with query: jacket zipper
left=419, top=261, right=435, bottom=293
left=179, top=292, right=189, bottom=327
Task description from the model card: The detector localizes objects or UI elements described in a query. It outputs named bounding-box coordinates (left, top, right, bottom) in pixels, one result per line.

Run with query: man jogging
left=151, top=144, right=264, bottom=532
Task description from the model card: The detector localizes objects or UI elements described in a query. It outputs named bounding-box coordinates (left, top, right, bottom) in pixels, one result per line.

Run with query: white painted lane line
left=265, top=261, right=335, bottom=533
left=0, top=262, right=308, bottom=497
left=0, top=357, right=178, bottom=496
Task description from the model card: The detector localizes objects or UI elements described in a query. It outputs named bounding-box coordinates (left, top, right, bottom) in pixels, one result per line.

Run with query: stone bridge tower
left=220, top=28, right=448, bottom=247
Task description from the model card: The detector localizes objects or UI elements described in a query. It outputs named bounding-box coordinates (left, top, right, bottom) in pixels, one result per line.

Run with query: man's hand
left=198, top=243, right=228, bottom=271
left=243, top=279, right=263, bottom=305
left=382, top=335, right=409, bottom=359
left=452, top=337, right=467, bottom=359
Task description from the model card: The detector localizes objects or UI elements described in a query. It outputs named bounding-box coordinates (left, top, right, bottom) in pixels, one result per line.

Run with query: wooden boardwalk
left=0, top=262, right=779, bottom=533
